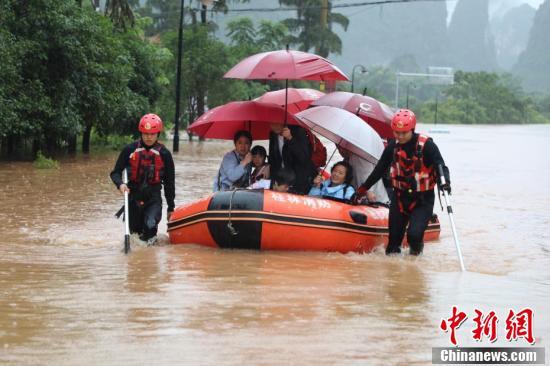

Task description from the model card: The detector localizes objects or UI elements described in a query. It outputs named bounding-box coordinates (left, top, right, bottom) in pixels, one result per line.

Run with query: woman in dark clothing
left=268, top=124, right=316, bottom=195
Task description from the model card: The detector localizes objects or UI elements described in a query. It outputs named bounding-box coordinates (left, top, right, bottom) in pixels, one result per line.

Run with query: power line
left=219, top=0, right=451, bottom=13
left=148, top=0, right=452, bottom=17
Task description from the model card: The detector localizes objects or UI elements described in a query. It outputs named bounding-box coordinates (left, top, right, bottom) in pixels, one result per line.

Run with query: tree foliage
left=279, top=0, right=348, bottom=57
left=419, top=71, right=548, bottom=124
left=0, top=0, right=168, bottom=157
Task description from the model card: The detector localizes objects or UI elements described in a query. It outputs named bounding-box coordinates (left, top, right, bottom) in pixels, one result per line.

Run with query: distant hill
left=491, top=3, right=535, bottom=70
left=329, top=2, right=449, bottom=73
left=448, top=0, right=497, bottom=71
left=210, top=0, right=542, bottom=81
left=514, top=0, right=550, bottom=91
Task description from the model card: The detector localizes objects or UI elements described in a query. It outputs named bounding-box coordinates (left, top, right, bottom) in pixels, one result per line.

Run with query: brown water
left=1, top=125, right=549, bottom=365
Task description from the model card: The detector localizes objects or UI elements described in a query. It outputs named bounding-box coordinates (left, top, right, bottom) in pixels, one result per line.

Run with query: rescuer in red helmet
left=110, top=113, right=175, bottom=246
left=355, top=109, right=451, bottom=255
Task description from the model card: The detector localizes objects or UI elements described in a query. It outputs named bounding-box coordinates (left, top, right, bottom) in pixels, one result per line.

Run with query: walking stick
left=438, top=165, right=465, bottom=271
left=123, top=168, right=131, bottom=254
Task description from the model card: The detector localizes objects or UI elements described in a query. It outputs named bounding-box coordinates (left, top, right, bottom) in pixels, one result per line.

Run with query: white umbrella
left=295, top=106, right=384, bottom=165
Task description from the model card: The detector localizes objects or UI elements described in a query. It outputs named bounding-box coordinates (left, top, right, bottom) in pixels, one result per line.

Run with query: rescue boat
left=168, top=189, right=440, bottom=253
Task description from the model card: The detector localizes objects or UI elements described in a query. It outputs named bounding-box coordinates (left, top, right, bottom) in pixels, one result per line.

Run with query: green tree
left=0, top=4, right=24, bottom=155
left=257, top=20, right=290, bottom=51
left=419, top=71, right=547, bottom=124
left=280, top=0, right=349, bottom=57
left=105, top=0, right=135, bottom=29
left=0, top=1, right=168, bottom=157
left=162, top=26, right=227, bottom=133
left=226, top=17, right=257, bottom=46
left=140, top=0, right=249, bottom=34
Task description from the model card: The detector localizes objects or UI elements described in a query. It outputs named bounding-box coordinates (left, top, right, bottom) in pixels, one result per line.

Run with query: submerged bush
left=33, top=151, right=59, bottom=169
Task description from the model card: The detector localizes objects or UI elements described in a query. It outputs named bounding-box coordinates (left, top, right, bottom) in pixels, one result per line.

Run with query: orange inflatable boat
left=168, top=189, right=440, bottom=253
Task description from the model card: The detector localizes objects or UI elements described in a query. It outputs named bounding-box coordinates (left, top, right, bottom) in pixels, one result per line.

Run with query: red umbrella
left=225, top=49, right=348, bottom=125
left=224, top=49, right=349, bottom=81
left=188, top=101, right=300, bottom=140
left=311, top=92, right=395, bottom=139
left=254, top=88, right=325, bottom=114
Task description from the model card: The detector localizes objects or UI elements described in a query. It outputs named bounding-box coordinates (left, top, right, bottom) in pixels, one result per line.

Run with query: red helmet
left=391, top=109, right=416, bottom=132
left=138, top=113, right=163, bottom=134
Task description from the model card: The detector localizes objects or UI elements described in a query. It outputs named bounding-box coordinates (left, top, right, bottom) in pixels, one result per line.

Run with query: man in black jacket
left=268, top=124, right=316, bottom=195
left=110, top=113, right=175, bottom=246
left=355, top=109, right=450, bottom=255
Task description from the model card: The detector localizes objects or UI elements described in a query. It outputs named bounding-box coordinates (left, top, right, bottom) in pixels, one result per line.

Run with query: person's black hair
left=273, top=167, right=295, bottom=186
left=331, top=160, right=354, bottom=185
left=250, top=145, right=267, bottom=157
left=233, top=130, right=253, bottom=144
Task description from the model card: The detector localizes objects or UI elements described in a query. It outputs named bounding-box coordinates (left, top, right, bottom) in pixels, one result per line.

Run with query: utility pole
left=320, top=0, right=328, bottom=29
left=318, top=0, right=328, bottom=57
left=173, top=0, right=184, bottom=152
left=435, top=92, right=439, bottom=125
left=395, top=72, right=400, bottom=108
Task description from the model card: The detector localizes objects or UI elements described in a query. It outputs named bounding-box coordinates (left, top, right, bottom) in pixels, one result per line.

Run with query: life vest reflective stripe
left=129, top=141, right=165, bottom=185
left=390, top=134, right=436, bottom=193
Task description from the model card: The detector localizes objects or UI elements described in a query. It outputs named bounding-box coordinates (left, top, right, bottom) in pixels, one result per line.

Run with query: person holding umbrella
left=355, top=109, right=451, bottom=255
left=268, top=124, right=316, bottom=195
left=110, top=113, right=175, bottom=246
left=223, top=47, right=349, bottom=195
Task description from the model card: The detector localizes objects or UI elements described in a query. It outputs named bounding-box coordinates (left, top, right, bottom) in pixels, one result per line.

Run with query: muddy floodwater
left=1, top=124, right=549, bottom=365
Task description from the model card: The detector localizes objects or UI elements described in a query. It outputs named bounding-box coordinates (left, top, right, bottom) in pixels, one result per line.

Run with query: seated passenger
left=271, top=167, right=295, bottom=193
left=213, top=130, right=252, bottom=191
left=249, top=167, right=295, bottom=193
left=338, top=147, right=389, bottom=204
left=249, top=145, right=270, bottom=184
left=308, top=161, right=355, bottom=202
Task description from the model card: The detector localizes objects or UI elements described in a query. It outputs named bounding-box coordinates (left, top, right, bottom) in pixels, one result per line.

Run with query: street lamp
left=351, top=64, right=367, bottom=94
left=173, top=0, right=185, bottom=152
left=406, top=82, right=416, bottom=109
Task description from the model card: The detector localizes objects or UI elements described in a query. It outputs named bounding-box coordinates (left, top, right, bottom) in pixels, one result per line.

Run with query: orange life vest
left=390, top=134, right=436, bottom=193
left=129, top=141, right=165, bottom=185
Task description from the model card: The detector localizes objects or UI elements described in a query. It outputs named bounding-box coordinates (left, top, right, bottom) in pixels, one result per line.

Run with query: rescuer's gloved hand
left=353, top=185, right=368, bottom=204
left=439, top=183, right=451, bottom=195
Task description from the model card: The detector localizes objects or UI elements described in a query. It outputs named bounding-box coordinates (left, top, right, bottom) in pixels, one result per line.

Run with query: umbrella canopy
left=295, top=106, right=384, bottom=165
left=188, top=101, right=300, bottom=140
left=254, top=88, right=325, bottom=114
left=311, top=92, right=395, bottom=139
left=224, top=49, right=349, bottom=81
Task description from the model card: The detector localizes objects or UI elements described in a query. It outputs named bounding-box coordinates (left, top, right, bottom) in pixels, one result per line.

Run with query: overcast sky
left=447, top=0, right=545, bottom=21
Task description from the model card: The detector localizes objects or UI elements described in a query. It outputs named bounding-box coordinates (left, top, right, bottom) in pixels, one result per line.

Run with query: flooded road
left=1, top=124, right=549, bottom=365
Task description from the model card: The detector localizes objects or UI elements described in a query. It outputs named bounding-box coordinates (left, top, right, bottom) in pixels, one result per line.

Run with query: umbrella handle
left=320, top=138, right=342, bottom=176
left=284, top=79, right=289, bottom=126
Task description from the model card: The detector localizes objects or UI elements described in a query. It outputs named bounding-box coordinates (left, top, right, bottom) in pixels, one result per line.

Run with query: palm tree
left=105, top=0, right=135, bottom=29
left=279, top=0, right=349, bottom=57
